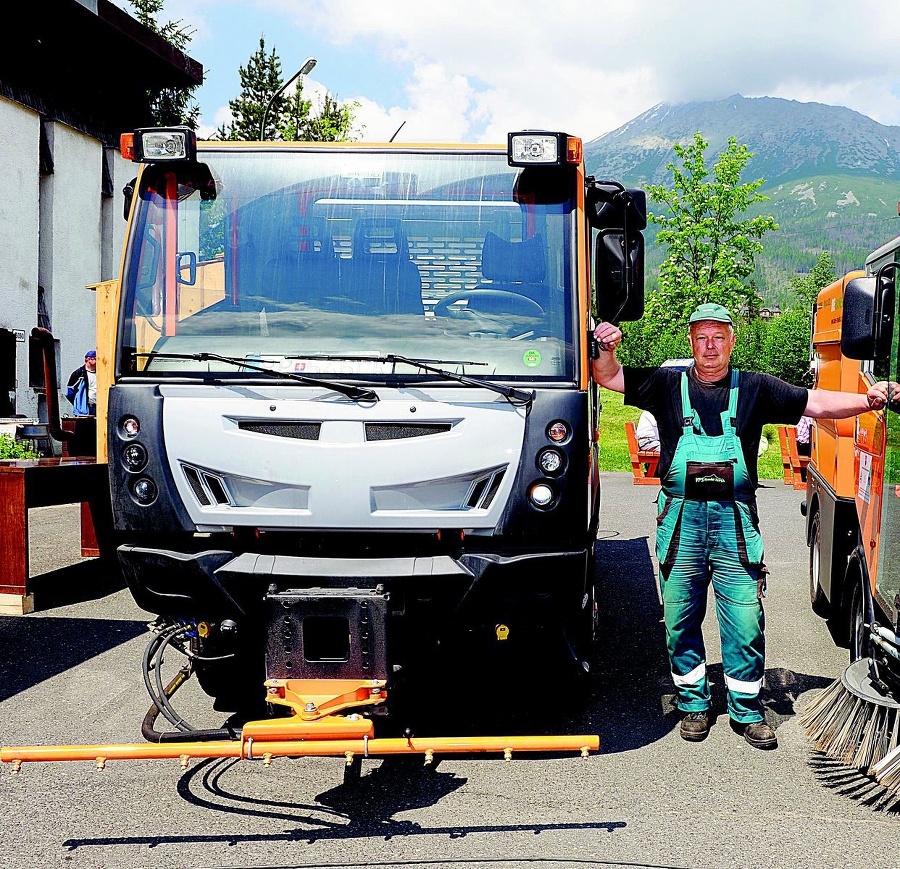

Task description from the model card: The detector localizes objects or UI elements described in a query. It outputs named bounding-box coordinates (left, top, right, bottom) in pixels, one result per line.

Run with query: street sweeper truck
left=1, top=127, right=646, bottom=773
left=800, top=235, right=900, bottom=794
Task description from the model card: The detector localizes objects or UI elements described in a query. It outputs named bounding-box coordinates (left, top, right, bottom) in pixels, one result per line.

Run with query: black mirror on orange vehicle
left=841, top=272, right=895, bottom=360
left=594, top=229, right=645, bottom=323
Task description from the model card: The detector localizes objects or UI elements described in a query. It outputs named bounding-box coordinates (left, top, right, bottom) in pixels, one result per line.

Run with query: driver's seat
left=478, top=232, right=549, bottom=310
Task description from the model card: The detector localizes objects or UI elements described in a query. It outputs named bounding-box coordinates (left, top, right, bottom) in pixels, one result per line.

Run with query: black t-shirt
left=623, top=366, right=808, bottom=487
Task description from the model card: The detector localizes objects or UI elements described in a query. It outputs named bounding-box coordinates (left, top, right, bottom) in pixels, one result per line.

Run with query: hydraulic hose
left=141, top=664, right=240, bottom=744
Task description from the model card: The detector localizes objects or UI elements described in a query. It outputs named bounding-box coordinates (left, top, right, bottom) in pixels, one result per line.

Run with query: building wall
left=0, top=96, right=40, bottom=417
left=0, top=96, right=131, bottom=419
left=42, top=121, right=103, bottom=400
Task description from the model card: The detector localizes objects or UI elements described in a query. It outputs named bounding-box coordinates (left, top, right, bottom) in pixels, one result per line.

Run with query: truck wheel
left=848, top=574, right=869, bottom=663
left=808, top=512, right=830, bottom=617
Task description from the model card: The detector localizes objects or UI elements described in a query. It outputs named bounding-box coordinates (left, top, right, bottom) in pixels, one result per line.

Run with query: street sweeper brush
left=799, top=654, right=900, bottom=795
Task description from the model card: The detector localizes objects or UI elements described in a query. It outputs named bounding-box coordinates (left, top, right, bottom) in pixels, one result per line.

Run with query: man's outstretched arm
left=804, top=381, right=893, bottom=418
left=591, top=322, right=626, bottom=393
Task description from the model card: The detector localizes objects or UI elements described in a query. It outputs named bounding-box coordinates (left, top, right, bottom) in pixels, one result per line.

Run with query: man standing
left=592, top=303, right=890, bottom=749
left=65, top=350, right=97, bottom=416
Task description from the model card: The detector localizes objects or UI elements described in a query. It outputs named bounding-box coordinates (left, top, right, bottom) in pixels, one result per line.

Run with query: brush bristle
left=799, top=678, right=900, bottom=789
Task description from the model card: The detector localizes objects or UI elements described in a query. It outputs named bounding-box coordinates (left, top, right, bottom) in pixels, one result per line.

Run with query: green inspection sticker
left=522, top=349, right=542, bottom=368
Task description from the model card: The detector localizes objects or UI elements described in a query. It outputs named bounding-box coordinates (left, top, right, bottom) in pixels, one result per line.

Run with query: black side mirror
left=595, top=230, right=645, bottom=322
left=841, top=268, right=896, bottom=360
left=587, top=179, right=646, bottom=323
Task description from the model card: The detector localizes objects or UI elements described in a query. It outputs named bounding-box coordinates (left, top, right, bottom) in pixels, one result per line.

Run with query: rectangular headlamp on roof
left=123, top=127, right=198, bottom=163
left=508, top=132, right=580, bottom=167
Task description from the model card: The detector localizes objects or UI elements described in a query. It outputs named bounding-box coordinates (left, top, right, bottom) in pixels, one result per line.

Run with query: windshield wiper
left=134, top=352, right=379, bottom=403
left=288, top=353, right=534, bottom=408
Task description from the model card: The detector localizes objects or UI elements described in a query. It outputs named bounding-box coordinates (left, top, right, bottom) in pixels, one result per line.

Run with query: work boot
left=679, top=711, right=710, bottom=741
left=732, top=719, right=777, bottom=750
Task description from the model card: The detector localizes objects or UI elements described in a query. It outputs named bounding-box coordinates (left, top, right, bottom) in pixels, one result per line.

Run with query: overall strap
left=719, top=369, right=740, bottom=446
left=679, top=371, right=702, bottom=435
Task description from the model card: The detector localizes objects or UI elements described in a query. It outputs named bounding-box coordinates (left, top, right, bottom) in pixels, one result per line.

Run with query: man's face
left=85, top=356, right=96, bottom=372
left=689, top=321, right=736, bottom=381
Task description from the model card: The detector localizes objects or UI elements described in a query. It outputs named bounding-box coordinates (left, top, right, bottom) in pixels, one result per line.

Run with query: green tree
left=128, top=0, right=200, bottom=128
left=218, top=37, right=358, bottom=142
left=220, top=37, right=286, bottom=141
left=645, top=133, right=778, bottom=331
left=788, top=251, right=837, bottom=307
left=299, top=92, right=358, bottom=142
left=755, top=251, right=837, bottom=384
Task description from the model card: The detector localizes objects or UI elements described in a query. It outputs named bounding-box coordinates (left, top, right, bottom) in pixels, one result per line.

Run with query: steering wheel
left=432, top=289, right=545, bottom=320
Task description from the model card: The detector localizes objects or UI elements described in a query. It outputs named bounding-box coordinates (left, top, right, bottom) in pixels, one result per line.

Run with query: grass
left=598, top=388, right=785, bottom=481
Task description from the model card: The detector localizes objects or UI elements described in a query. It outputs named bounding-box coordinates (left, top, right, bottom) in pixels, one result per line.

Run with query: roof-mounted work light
left=508, top=132, right=581, bottom=167
left=120, top=127, right=198, bottom=163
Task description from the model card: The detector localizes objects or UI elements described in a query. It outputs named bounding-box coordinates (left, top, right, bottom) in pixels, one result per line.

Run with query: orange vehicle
left=2, top=127, right=647, bottom=774
left=805, top=236, right=900, bottom=676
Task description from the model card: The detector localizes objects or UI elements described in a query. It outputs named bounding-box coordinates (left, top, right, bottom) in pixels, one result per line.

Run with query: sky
left=111, top=0, right=900, bottom=143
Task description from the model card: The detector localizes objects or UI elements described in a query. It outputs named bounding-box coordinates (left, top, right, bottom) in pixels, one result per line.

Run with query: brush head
left=841, top=658, right=900, bottom=709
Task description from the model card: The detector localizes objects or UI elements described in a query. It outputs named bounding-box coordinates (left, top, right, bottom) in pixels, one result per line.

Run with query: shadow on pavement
left=61, top=756, right=627, bottom=850
left=576, top=533, right=675, bottom=752
left=29, top=558, right=126, bottom=612
left=0, top=612, right=144, bottom=702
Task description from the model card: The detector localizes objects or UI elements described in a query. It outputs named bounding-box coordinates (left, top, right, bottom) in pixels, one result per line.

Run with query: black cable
left=141, top=668, right=240, bottom=743
left=153, top=627, right=197, bottom=732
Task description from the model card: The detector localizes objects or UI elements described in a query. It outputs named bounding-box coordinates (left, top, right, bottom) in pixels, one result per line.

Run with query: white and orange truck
left=2, top=127, right=647, bottom=773
left=805, top=235, right=900, bottom=685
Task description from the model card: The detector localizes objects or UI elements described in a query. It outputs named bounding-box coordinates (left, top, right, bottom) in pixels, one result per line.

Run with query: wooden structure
left=0, top=458, right=110, bottom=615
left=777, top=425, right=809, bottom=490
left=625, top=421, right=660, bottom=485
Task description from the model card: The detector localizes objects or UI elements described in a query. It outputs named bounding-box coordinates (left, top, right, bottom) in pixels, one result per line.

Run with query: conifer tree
left=218, top=37, right=358, bottom=142
left=128, top=0, right=200, bottom=128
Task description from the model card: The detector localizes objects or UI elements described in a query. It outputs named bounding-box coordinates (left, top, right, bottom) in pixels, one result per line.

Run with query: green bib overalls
left=655, top=370, right=766, bottom=723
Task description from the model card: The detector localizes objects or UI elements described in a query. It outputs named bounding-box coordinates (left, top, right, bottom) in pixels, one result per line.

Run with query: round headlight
left=132, top=477, right=158, bottom=505
left=122, top=416, right=140, bottom=438
left=538, top=448, right=565, bottom=475
left=122, top=442, right=148, bottom=472
left=529, top=482, right=556, bottom=509
left=547, top=421, right=569, bottom=443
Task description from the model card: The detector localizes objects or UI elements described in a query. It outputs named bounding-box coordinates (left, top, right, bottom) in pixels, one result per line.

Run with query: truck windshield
left=119, top=146, right=578, bottom=383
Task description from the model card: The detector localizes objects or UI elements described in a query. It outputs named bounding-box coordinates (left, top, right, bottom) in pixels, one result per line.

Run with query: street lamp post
left=259, top=56, right=317, bottom=141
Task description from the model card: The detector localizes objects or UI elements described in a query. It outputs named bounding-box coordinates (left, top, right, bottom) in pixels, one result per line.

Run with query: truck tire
left=848, top=571, right=869, bottom=663
left=808, top=512, right=830, bottom=617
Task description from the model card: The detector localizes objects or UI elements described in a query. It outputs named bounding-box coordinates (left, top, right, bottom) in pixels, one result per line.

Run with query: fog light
left=547, top=421, right=569, bottom=442
left=132, top=477, right=158, bottom=505
left=122, top=442, right=148, bottom=472
left=529, top=482, right=556, bottom=509
left=538, top=448, right=565, bottom=475
left=122, top=416, right=140, bottom=437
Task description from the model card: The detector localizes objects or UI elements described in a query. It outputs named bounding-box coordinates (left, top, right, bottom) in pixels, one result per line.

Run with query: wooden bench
left=0, top=458, right=111, bottom=615
left=777, top=425, right=809, bottom=490
left=625, top=421, right=660, bottom=485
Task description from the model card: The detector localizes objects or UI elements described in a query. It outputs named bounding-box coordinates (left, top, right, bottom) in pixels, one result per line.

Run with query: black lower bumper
left=119, top=545, right=591, bottom=687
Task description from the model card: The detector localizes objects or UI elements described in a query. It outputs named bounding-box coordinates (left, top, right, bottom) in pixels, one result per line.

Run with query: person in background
left=635, top=410, right=660, bottom=452
left=795, top=414, right=812, bottom=457
left=65, top=350, right=97, bottom=416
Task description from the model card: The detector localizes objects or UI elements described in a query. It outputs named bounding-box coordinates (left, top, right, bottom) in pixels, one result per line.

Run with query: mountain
left=584, top=95, right=900, bottom=301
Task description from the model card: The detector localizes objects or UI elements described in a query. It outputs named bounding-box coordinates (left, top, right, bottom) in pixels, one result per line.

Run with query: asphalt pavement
left=0, top=477, right=897, bottom=869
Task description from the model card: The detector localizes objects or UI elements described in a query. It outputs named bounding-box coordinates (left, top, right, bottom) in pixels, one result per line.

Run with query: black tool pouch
left=684, top=461, right=735, bottom=500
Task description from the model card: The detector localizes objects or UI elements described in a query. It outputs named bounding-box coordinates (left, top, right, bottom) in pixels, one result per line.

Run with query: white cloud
left=112, top=0, right=900, bottom=141
left=264, top=0, right=900, bottom=139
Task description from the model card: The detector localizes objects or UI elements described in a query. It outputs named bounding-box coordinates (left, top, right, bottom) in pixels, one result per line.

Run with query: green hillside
left=586, top=95, right=900, bottom=301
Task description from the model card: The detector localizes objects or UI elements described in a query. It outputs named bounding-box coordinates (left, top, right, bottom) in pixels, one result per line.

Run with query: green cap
left=689, top=302, right=733, bottom=325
